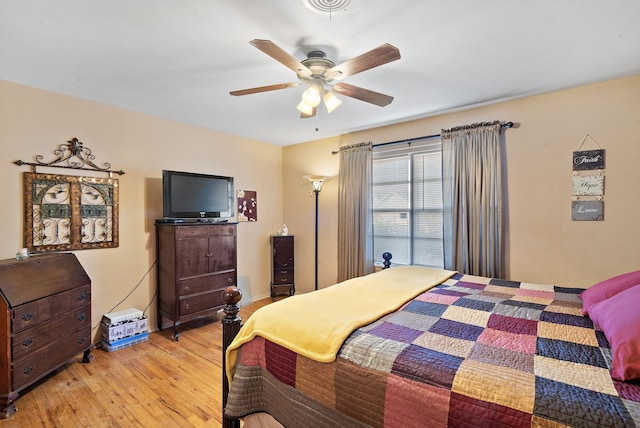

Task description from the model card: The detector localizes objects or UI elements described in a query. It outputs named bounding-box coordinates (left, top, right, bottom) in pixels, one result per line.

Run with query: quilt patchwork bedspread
left=225, top=273, right=640, bottom=427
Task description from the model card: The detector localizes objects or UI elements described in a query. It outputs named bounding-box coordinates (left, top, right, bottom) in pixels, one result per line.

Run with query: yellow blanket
left=225, top=266, right=456, bottom=383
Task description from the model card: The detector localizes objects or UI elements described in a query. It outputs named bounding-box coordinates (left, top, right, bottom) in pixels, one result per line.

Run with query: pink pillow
left=588, top=284, right=640, bottom=381
left=580, top=270, right=640, bottom=316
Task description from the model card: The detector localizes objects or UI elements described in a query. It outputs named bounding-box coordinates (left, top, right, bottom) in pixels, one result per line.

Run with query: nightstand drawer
left=273, top=268, right=294, bottom=284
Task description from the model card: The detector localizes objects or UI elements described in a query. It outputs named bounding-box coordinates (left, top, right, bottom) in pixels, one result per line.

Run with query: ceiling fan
left=230, top=39, right=401, bottom=118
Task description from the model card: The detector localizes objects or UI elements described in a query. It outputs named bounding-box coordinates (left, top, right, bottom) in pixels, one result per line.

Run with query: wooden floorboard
left=2, top=297, right=273, bottom=428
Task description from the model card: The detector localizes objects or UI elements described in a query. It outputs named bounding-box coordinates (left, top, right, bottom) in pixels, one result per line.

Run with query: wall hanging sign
left=571, top=134, right=605, bottom=221
left=572, top=149, right=605, bottom=171
left=571, top=200, right=604, bottom=221
left=237, top=189, right=257, bottom=222
left=572, top=174, right=604, bottom=196
left=14, top=137, right=123, bottom=252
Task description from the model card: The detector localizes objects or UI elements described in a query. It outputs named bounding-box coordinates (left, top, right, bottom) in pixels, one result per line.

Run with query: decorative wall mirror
left=15, top=138, right=123, bottom=253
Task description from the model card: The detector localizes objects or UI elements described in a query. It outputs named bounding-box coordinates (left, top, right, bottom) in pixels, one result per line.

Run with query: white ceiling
left=2, top=1, right=640, bottom=146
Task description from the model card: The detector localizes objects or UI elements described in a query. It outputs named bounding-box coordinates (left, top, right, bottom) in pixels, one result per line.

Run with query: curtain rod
left=331, top=121, right=514, bottom=155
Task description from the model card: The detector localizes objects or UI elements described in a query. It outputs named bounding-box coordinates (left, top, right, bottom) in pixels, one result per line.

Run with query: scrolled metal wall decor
left=14, top=137, right=125, bottom=175
left=14, top=138, right=123, bottom=253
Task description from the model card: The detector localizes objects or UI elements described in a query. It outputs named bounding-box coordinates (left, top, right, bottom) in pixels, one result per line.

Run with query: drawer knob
left=78, top=293, right=87, bottom=301
left=22, top=338, right=33, bottom=347
left=78, top=314, right=86, bottom=321
left=78, top=337, right=86, bottom=345
left=227, top=277, right=233, bottom=283
left=185, top=303, right=190, bottom=310
left=22, top=312, right=33, bottom=321
left=23, top=365, right=33, bottom=375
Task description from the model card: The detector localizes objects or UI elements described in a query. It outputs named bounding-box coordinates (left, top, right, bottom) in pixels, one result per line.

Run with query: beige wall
left=284, top=74, right=640, bottom=292
left=0, top=80, right=283, bottom=341
left=2, top=74, right=639, bottom=343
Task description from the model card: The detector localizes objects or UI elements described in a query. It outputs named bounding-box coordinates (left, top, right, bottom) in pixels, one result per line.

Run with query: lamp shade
left=303, top=175, right=330, bottom=193
left=323, top=91, right=342, bottom=113
left=296, top=100, right=314, bottom=115
left=302, top=78, right=324, bottom=107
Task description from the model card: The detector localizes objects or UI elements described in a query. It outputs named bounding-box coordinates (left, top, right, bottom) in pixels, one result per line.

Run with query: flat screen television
left=162, top=170, right=234, bottom=220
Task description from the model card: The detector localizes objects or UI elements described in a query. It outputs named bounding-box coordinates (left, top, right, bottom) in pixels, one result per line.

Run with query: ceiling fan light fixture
left=323, top=91, right=342, bottom=113
left=296, top=100, right=314, bottom=115
left=300, top=106, right=317, bottom=119
left=302, top=78, right=324, bottom=107
left=232, top=39, right=400, bottom=119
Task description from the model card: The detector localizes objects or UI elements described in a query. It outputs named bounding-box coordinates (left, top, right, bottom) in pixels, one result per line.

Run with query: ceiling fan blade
left=332, top=82, right=394, bottom=107
left=230, top=82, right=299, bottom=96
left=326, top=43, right=400, bottom=80
left=249, top=39, right=312, bottom=79
left=300, top=106, right=317, bottom=119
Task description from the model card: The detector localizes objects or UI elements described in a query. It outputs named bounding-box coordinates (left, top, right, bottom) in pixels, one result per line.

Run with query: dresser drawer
left=11, top=285, right=91, bottom=333
left=206, top=224, right=236, bottom=236
left=175, top=226, right=210, bottom=238
left=175, top=224, right=236, bottom=238
left=12, top=325, right=91, bottom=391
left=273, top=268, right=294, bottom=284
left=179, top=292, right=224, bottom=316
left=12, top=305, right=90, bottom=361
left=178, top=271, right=235, bottom=296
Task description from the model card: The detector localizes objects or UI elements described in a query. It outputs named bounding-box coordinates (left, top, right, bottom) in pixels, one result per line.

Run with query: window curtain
left=337, top=142, right=373, bottom=282
left=441, top=121, right=504, bottom=278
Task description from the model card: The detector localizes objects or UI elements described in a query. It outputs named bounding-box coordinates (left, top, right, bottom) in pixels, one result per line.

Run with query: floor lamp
left=304, top=176, right=328, bottom=291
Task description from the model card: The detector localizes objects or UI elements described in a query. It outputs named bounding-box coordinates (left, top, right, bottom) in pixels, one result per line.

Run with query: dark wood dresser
left=156, top=222, right=237, bottom=340
left=270, top=235, right=295, bottom=300
left=0, top=253, right=92, bottom=418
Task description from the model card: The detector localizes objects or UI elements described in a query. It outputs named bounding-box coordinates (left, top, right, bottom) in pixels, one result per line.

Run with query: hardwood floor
left=3, top=297, right=273, bottom=428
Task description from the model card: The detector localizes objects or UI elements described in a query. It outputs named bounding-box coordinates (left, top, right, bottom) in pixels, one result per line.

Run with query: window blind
left=372, top=138, right=444, bottom=267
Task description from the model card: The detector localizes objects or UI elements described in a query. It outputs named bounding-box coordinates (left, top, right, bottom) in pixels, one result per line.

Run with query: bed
left=221, top=263, right=640, bottom=427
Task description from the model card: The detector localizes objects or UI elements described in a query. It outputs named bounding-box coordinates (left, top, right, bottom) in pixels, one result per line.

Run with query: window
left=372, top=138, right=443, bottom=268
